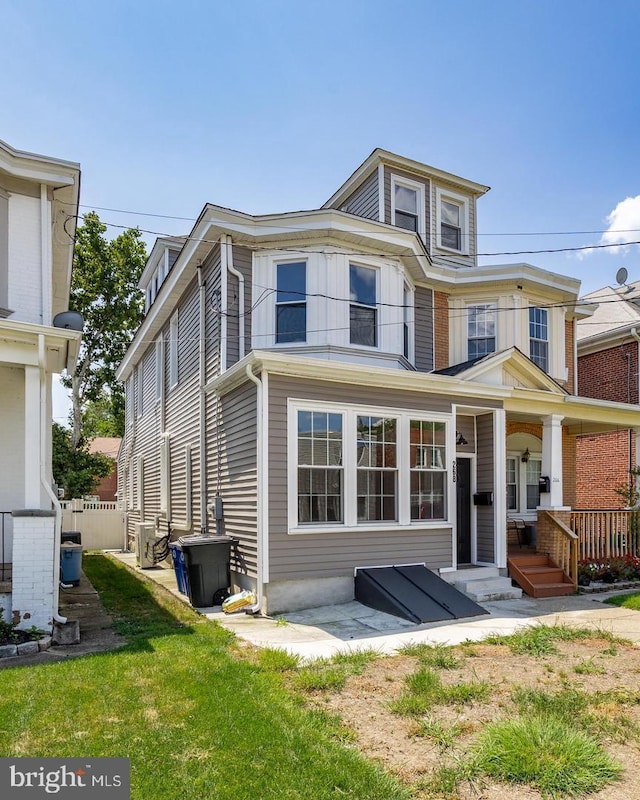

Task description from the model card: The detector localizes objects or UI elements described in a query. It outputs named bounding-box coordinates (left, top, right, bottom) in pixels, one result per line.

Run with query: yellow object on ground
left=222, top=590, right=256, bottom=613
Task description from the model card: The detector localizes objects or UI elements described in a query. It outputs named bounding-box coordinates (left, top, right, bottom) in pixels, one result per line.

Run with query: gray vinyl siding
left=177, top=278, right=199, bottom=383
left=226, top=245, right=252, bottom=367
left=414, top=285, right=434, bottom=372
left=207, top=382, right=258, bottom=577
left=339, top=170, right=380, bottom=220
left=267, top=374, right=455, bottom=581
left=140, top=343, right=155, bottom=417
left=204, top=244, right=222, bottom=383
left=476, top=413, right=495, bottom=562
left=455, top=415, right=476, bottom=455
left=383, top=166, right=431, bottom=247
left=431, top=179, right=478, bottom=268
left=168, top=247, right=180, bottom=272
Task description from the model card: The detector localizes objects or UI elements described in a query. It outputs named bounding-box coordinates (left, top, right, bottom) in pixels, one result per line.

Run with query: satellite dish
left=52, top=311, right=84, bottom=331
left=616, top=267, right=629, bottom=286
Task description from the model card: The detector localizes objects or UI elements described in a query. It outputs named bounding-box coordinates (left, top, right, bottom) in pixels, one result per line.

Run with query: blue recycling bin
left=169, top=542, right=189, bottom=595
left=60, top=542, right=83, bottom=586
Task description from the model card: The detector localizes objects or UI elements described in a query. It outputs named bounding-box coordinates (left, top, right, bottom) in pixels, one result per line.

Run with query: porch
left=507, top=509, right=640, bottom=597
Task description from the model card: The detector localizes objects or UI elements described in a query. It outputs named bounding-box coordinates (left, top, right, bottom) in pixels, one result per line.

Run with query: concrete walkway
left=113, top=552, right=640, bottom=660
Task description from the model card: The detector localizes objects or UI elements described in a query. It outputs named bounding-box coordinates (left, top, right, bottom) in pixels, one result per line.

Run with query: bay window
left=467, top=303, right=496, bottom=360
left=529, top=307, right=549, bottom=373
left=350, top=264, right=377, bottom=347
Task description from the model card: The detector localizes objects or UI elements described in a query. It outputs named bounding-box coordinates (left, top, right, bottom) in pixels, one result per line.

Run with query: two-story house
left=0, top=139, right=82, bottom=631
left=117, top=149, right=640, bottom=614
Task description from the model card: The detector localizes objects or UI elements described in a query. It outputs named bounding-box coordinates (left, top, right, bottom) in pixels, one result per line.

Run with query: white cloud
left=578, top=195, right=640, bottom=259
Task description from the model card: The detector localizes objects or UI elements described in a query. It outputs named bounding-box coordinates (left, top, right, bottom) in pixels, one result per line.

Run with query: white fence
left=61, top=500, right=125, bottom=550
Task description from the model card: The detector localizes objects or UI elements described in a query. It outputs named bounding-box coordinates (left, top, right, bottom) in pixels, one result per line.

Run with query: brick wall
left=565, top=319, right=575, bottom=394
left=575, top=429, right=632, bottom=509
left=578, top=342, right=638, bottom=403
left=11, top=512, right=56, bottom=631
left=434, top=291, right=449, bottom=369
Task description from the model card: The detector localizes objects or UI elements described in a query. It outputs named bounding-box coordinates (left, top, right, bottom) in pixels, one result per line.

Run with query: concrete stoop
left=441, top=567, right=523, bottom=603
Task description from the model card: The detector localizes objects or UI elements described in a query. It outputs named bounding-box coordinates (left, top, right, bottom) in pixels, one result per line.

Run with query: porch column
left=540, top=414, right=566, bottom=509
left=494, top=409, right=507, bottom=568
left=24, top=366, right=42, bottom=508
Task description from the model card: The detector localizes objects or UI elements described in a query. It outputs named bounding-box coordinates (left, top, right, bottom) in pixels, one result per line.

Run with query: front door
left=456, top=458, right=472, bottom=564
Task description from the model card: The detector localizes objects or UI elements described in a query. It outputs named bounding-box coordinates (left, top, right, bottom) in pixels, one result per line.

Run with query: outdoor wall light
left=521, top=448, right=530, bottom=463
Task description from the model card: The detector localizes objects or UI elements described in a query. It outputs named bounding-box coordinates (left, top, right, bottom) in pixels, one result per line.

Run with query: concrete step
left=440, top=567, right=500, bottom=584
left=453, top=575, right=523, bottom=603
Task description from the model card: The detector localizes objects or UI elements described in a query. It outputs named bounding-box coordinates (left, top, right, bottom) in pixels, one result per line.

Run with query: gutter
left=225, top=235, right=245, bottom=359
left=244, top=363, right=265, bottom=613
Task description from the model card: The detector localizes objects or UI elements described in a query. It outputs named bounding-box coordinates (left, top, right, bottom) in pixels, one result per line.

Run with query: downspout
left=219, top=236, right=228, bottom=374
left=122, top=375, right=137, bottom=550
left=630, top=328, right=640, bottom=503
left=245, top=364, right=264, bottom=613
left=225, top=235, right=245, bottom=359
left=38, top=335, right=66, bottom=624
left=197, top=263, right=208, bottom=534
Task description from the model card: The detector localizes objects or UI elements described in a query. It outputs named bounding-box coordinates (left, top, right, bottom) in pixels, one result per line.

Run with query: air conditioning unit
left=135, top=523, right=158, bottom=569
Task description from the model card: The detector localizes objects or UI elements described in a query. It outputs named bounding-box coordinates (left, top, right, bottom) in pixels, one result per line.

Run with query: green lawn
left=605, top=591, right=640, bottom=611
left=0, top=554, right=408, bottom=800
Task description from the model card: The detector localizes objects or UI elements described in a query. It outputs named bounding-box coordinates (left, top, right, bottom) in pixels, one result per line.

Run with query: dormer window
left=276, top=261, right=306, bottom=343
left=467, top=303, right=496, bottom=359
left=436, top=188, right=469, bottom=254
left=350, top=264, right=377, bottom=347
left=391, top=175, right=425, bottom=238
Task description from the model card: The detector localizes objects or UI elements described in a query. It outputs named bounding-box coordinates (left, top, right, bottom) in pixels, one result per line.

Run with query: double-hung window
left=292, top=404, right=449, bottom=529
left=440, top=200, right=462, bottom=250
left=506, top=455, right=541, bottom=514
left=410, top=421, right=446, bottom=520
left=350, top=264, right=377, bottom=347
left=276, top=261, right=306, bottom=343
left=467, top=304, right=496, bottom=359
left=356, top=416, right=397, bottom=522
left=394, top=183, right=419, bottom=232
left=297, top=411, right=343, bottom=523
left=529, top=307, right=548, bottom=372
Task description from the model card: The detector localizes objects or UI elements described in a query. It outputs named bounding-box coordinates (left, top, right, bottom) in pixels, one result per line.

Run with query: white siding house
left=0, top=139, right=81, bottom=631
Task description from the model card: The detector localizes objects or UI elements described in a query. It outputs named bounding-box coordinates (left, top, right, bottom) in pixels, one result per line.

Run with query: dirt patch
left=306, top=637, right=640, bottom=799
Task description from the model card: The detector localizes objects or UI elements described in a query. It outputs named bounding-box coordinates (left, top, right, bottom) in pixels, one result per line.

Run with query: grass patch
left=474, top=715, right=622, bottom=797
left=413, top=716, right=469, bottom=749
left=605, top=591, right=640, bottom=610
left=0, top=554, right=409, bottom=800
left=390, top=667, right=489, bottom=716
left=289, top=648, right=380, bottom=693
left=484, top=623, right=617, bottom=656
left=573, top=657, right=606, bottom=675
left=398, top=642, right=460, bottom=669
left=256, top=648, right=301, bottom=672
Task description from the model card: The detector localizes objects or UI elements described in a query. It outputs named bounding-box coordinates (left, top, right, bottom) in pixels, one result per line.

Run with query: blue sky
left=3, top=0, right=640, bottom=418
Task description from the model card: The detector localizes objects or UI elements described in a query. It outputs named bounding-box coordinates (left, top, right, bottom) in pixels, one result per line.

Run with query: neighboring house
left=576, top=282, right=640, bottom=509
left=117, top=148, right=640, bottom=614
left=0, top=139, right=81, bottom=630
left=87, top=437, right=121, bottom=501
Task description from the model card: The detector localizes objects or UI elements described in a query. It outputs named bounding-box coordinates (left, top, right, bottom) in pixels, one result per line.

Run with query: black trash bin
left=179, top=535, right=235, bottom=607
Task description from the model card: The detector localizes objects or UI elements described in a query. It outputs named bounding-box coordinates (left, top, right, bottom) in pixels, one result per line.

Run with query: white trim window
left=467, top=303, right=496, bottom=359
left=436, top=188, right=469, bottom=254
left=410, top=420, right=446, bottom=520
left=391, top=175, right=425, bottom=238
left=276, top=260, right=306, bottom=343
left=290, top=401, right=450, bottom=530
left=297, top=410, right=343, bottom=523
left=529, top=307, right=549, bottom=373
left=506, top=454, right=541, bottom=514
left=349, top=263, right=377, bottom=347
left=356, top=415, right=397, bottom=522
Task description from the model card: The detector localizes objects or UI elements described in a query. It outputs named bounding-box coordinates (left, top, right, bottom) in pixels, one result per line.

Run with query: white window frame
left=403, top=282, right=415, bottom=362
left=435, top=187, right=469, bottom=255
left=169, top=312, right=178, bottom=388
left=467, top=302, right=497, bottom=360
left=349, top=262, right=379, bottom=349
left=275, top=259, right=307, bottom=344
left=529, top=307, right=549, bottom=373
left=391, top=174, right=426, bottom=239
left=288, top=399, right=453, bottom=533
left=506, top=452, right=542, bottom=519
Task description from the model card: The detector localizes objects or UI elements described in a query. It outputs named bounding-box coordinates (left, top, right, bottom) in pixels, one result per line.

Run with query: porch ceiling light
left=521, top=448, right=530, bottom=463
left=455, top=431, right=468, bottom=446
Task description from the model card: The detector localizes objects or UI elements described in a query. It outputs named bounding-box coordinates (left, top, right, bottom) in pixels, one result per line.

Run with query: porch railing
left=539, top=510, right=579, bottom=587
left=570, top=511, right=640, bottom=561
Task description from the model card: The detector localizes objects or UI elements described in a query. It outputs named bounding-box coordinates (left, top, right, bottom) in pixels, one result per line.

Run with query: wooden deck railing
left=570, top=511, right=640, bottom=561
left=539, top=511, right=579, bottom=587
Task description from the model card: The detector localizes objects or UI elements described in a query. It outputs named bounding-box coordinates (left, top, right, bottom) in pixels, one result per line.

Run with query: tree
left=52, top=423, right=112, bottom=499
left=62, top=212, right=147, bottom=447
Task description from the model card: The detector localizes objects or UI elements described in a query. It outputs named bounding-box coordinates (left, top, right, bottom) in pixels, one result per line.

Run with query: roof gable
left=436, top=347, right=567, bottom=394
